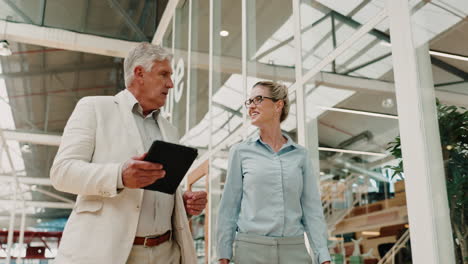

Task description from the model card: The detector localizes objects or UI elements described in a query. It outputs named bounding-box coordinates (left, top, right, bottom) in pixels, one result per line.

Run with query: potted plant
left=386, top=100, right=467, bottom=263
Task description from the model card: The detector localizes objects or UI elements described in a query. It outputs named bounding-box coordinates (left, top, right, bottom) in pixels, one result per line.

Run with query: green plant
left=386, top=100, right=468, bottom=263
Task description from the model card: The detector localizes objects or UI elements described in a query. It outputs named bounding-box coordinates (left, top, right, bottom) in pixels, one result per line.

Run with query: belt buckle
left=143, top=236, right=150, bottom=248
left=143, top=235, right=157, bottom=248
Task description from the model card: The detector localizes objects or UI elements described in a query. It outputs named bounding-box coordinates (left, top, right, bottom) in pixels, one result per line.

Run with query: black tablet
left=142, top=140, right=198, bottom=194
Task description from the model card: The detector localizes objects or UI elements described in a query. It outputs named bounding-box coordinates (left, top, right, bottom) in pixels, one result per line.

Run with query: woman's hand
left=219, top=259, right=230, bottom=264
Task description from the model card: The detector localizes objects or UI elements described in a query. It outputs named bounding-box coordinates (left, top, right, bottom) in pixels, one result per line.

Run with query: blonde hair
left=124, top=42, right=173, bottom=87
left=253, top=81, right=290, bottom=122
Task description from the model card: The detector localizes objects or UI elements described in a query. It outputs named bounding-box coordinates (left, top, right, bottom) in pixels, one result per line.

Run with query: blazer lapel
left=114, top=91, right=145, bottom=154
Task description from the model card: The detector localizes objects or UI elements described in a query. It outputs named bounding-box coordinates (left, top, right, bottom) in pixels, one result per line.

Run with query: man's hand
left=121, top=153, right=165, bottom=188
left=183, top=191, right=207, bottom=216
left=218, top=259, right=229, bottom=264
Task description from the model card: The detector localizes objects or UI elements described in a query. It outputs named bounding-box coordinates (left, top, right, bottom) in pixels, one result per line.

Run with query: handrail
left=377, top=229, right=410, bottom=264
left=322, top=174, right=365, bottom=233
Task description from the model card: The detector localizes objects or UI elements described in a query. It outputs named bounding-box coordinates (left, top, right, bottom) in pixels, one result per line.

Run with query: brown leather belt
left=134, top=230, right=171, bottom=247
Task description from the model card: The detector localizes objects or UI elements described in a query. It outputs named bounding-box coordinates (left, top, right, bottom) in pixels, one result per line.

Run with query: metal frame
left=0, top=129, right=26, bottom=263
left=2, top=130, right=61, bottom=146
left=386, top=0, right=455, bottom=262
left=292, top=0, right=306, bottom=146
left=0, top=20, right=137, bottom=58
left=207, top=0, right=214, bottom=262
left=0, top=0, right=464, bottom=262
left=185, top=0, right=192, bottom=135
left=152, top=0, right=180, bottom=45
left=301, top=9, right=387, bottom=87
left=241, top=0, right=248, bottom=140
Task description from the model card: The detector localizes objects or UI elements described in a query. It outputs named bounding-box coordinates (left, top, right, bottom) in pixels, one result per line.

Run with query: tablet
left=142, top=140, right=198, bottom=194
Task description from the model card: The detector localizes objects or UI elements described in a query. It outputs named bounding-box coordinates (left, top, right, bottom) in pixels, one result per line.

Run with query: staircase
left=377, top=229, right=410, bottom=264
left=321, top=174, right=366, bottom=233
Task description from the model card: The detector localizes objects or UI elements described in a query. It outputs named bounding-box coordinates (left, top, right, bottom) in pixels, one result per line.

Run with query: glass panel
left=184, top=0, right=209, bottom=151
left=247, top=0, right=295, bottom=70
left=246, top=0, right=296, bottom=137
left=299, top=9, right=413, bottom=261
left=0, top=0, right=44, bottom=24
left=160, top=18, right=173, bottom=118
left=210, top=1, right=242, bottom=263
left=211, top=1, right=243, bottom=148
left=181, top=1, right=210, bottom=262
left=300, top=0, right=388, bottom=75
left=0, top=0, right=161, bottom=41
left=42, top=0, right=157, bottom=41
left=407, top=1, right=467, bottom=263
left=172, top=3, right=189, bottom=137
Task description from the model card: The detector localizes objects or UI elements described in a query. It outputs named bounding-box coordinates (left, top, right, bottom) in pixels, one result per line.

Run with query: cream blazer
left=50, top=91, right=197, bottom=264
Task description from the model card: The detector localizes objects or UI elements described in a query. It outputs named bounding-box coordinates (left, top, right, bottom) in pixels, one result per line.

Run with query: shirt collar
left=123, top=89, right=160, bottom=120
left=250, top=131, right=298, bottom=149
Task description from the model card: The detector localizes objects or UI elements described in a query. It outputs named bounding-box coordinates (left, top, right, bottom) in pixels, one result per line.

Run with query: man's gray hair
left=124, top=42, right=173, bottom=87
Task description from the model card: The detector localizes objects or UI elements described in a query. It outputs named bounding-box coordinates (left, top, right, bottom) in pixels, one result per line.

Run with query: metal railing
left=377, top=229, right=410, bottom=264
left=321, top=174, right=365, bottom=233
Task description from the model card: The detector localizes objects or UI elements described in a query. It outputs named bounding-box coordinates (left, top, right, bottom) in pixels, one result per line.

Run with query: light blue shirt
left=216, top=133, right=331, bottom=263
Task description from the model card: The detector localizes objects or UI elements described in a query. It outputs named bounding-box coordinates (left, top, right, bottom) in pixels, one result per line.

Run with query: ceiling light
left=362, top=231, right=380, bottom=236
left=21, top=144, right=31, bottom=153
left=0, top=40, right=12, bottom=56
left=382, top=98, right=394, bottom=109
left=318, top=147, right=387, bottom=157
left=430, top=50, right=468, bottom=62
left=219, top=30, right=229, bottom=37
left=379, top=41, right=391, bottom=47
left=379, top=42, right=468, bottom=62
left=316, top=106, right=398, bottom=120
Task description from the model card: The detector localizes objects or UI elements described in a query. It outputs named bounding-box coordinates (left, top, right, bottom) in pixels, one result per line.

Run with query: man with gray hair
left=50, top=42, right=207, bottom=264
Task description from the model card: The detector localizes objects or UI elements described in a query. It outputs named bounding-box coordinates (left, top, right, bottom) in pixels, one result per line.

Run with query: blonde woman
left=216, top=81, right=331, bottom=264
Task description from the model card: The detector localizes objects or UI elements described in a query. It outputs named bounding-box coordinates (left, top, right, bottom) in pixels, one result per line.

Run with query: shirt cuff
left=217, top=243, right=233, bottom=261
left=315, top=247, right=331, bottom=264
left=117, top=163, right=124, bottom=189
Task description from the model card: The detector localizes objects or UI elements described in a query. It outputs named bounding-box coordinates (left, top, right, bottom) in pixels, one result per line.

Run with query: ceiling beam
left=0, top=63, right=118, bottom=79
left=0, top=20, right=138, bottom=58
left=430, top=56, right=468, bottom=80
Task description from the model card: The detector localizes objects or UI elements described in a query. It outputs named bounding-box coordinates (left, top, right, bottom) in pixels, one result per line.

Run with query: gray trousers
left=233, top=233, right=313, bottom=264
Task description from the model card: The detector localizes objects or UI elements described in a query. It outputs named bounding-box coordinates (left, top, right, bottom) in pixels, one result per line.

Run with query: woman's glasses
left=244, top=95, right=277, bottom=107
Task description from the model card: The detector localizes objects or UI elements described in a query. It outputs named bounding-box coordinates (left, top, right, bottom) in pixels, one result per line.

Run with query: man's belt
left=134, top=230, right=172, bottom=247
